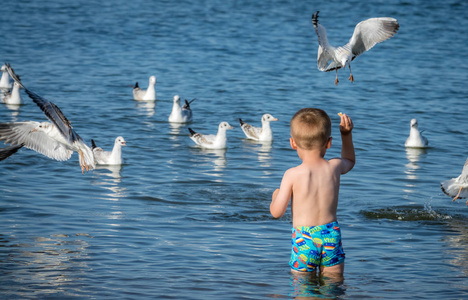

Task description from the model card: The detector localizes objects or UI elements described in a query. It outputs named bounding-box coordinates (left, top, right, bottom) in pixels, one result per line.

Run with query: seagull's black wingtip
left=188, top=128, right=196, bottom=136
left=311, top=11, right=319, bottom=25
left=91, top=139, right=97, bottom=150
left=239, top=118, right=245, bottom=126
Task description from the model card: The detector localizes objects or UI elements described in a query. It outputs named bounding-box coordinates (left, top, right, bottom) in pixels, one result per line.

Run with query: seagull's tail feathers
left=188, top=128, right=197, bottom=137
left=91, top=139, right=97, bottom=150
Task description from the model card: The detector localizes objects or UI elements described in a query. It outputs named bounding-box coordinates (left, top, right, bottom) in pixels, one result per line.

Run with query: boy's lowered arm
left=270, top=171, right=293, bottom=218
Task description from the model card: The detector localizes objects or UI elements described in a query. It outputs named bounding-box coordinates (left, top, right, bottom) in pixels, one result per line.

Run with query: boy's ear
left=290, top=138, right=297, bottom=150
left=326, top=137, right=332, bottom=149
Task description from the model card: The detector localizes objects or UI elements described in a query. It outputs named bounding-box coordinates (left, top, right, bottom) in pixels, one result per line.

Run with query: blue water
left=1, top=0, right=467, bottom=299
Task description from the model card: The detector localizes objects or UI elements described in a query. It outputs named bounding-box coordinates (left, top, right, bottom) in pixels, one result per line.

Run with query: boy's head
left=290, top=108, right=331, bottom=150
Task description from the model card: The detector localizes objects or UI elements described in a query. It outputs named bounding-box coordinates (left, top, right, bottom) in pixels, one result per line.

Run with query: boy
left=270, top=108, right=355, bottom=276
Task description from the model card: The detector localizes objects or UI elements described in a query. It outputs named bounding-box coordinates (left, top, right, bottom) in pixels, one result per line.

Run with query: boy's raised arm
left=270, top=170, right=293, bottom=218
left=339, top=113, right=355, bottom=174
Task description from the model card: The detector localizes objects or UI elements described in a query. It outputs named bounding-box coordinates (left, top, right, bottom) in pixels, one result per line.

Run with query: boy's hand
left=338, top=113, right=353, bottom=135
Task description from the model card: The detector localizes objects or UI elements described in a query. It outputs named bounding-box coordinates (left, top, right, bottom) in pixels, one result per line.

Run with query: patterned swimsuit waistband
left=293, top=221, right=340, bottom=234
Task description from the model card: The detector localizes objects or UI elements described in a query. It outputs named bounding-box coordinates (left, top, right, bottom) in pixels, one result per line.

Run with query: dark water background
left=1, top=0, right=467, bottom=299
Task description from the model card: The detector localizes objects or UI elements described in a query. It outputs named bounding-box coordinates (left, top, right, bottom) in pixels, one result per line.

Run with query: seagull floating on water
left=0, top=64, right=12, bottom=89
left=133, top=76, right=156, bottom=101
left=188, top=122, right=234, bottom=149
left=239, top=113, right=277, bottom=142
left=441, top=158, right=468, bottom=205
left=91, top=136, right=126, bottom=165
left=3, top=81, right=22, bottom=105
left=168, top=95, right=195, bottom=123
left=311, top=11, right=399, bottom=85
left=0, top=144, right=23, bottom=161
left=0, top=63, right=95, bottom=173
left=405, top=119, right=428, bottom=148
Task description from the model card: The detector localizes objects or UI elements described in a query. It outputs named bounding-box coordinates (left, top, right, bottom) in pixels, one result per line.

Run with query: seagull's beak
left=228, top=126, right=234, bottom=129
left=272, top=118, right=278, bottom=121
left=122, top=141, right=127, bottom=146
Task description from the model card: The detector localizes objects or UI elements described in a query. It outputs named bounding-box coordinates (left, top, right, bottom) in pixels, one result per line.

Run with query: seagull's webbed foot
left=334, top=69, right=339, bottom=85
left=335, top=77, right=339, bottom=85
left=348, top=65, right=354, bottom=82
left=78, top=149, right=88, bottom=174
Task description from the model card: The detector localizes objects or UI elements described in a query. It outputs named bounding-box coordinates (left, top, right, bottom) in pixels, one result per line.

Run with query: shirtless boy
left=270, top=108, right=355, bottom=276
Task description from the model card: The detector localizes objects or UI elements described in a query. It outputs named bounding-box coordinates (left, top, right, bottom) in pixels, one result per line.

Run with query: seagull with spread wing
left=311, top=11, right=399, bottom=85
left=441, top=158, right=468, bottom=205
left=0, top=63, right=95, bottom=173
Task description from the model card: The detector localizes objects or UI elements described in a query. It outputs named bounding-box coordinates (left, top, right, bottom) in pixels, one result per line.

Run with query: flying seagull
left=311, top=11, right=399, bottom=85
left=441, top=158, right=468, bottom=205
left=2, top=63, right=95, bottom=173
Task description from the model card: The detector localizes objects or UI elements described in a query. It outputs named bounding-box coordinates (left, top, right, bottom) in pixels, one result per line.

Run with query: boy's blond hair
left=290, top=108, right=331, bottom=150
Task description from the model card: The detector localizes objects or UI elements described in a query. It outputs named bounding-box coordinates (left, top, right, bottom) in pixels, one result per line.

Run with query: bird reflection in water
left=404, top=147, right=428, bottom=185
left=92, top=165, right=127, bottom=201
left=201, top=148, right=227, bottom=175
left=135, top=100, right=155, bottom=117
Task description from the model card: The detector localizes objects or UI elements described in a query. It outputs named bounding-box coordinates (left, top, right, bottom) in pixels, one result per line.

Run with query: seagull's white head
left=32, top=122, right=51, bottom=133
left=262, top=114, right=278, bottom=123
left=149, top=76, right=156, bottom=84
left=410, top=118, right=419, bottom=129
left=341, top=57, right=349, bottom=69
left=115, top=136, right=126, bottom=146
left=0, top=65, right=6, bottom=72
left=173, top=95, right=181, bottom=104
left=219, top=122, right=234, bottom=131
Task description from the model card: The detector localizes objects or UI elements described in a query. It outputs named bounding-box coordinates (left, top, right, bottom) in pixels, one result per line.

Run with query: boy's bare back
left=288, top=158, right=345, bottom=227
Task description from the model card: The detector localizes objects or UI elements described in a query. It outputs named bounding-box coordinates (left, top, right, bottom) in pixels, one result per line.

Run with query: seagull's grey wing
left=241, top=123, right=261, bottom=140
left=191, top=133, right=214, bottom=145
left=0, top=122, right=73, bottom=161
left=0, top=144, right=23, bottom=161
left=312, top=12, right=339, bottom=72
left=5, top=63, right=81, bottom=145
left=347, top=17, right=399, bottom=57
left=461, top=157, right=468, bottom=176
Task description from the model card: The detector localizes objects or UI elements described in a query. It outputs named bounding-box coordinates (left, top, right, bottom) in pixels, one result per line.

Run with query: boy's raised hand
left=338, top=113, right=353, bottom=135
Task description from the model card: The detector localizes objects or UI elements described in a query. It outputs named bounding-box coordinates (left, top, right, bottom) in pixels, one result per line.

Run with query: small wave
left=360, top=204, right=453, bottom=222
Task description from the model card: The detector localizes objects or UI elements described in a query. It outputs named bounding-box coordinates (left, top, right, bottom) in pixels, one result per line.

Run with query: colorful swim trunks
left=289, top=221, right=345, bottom=272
